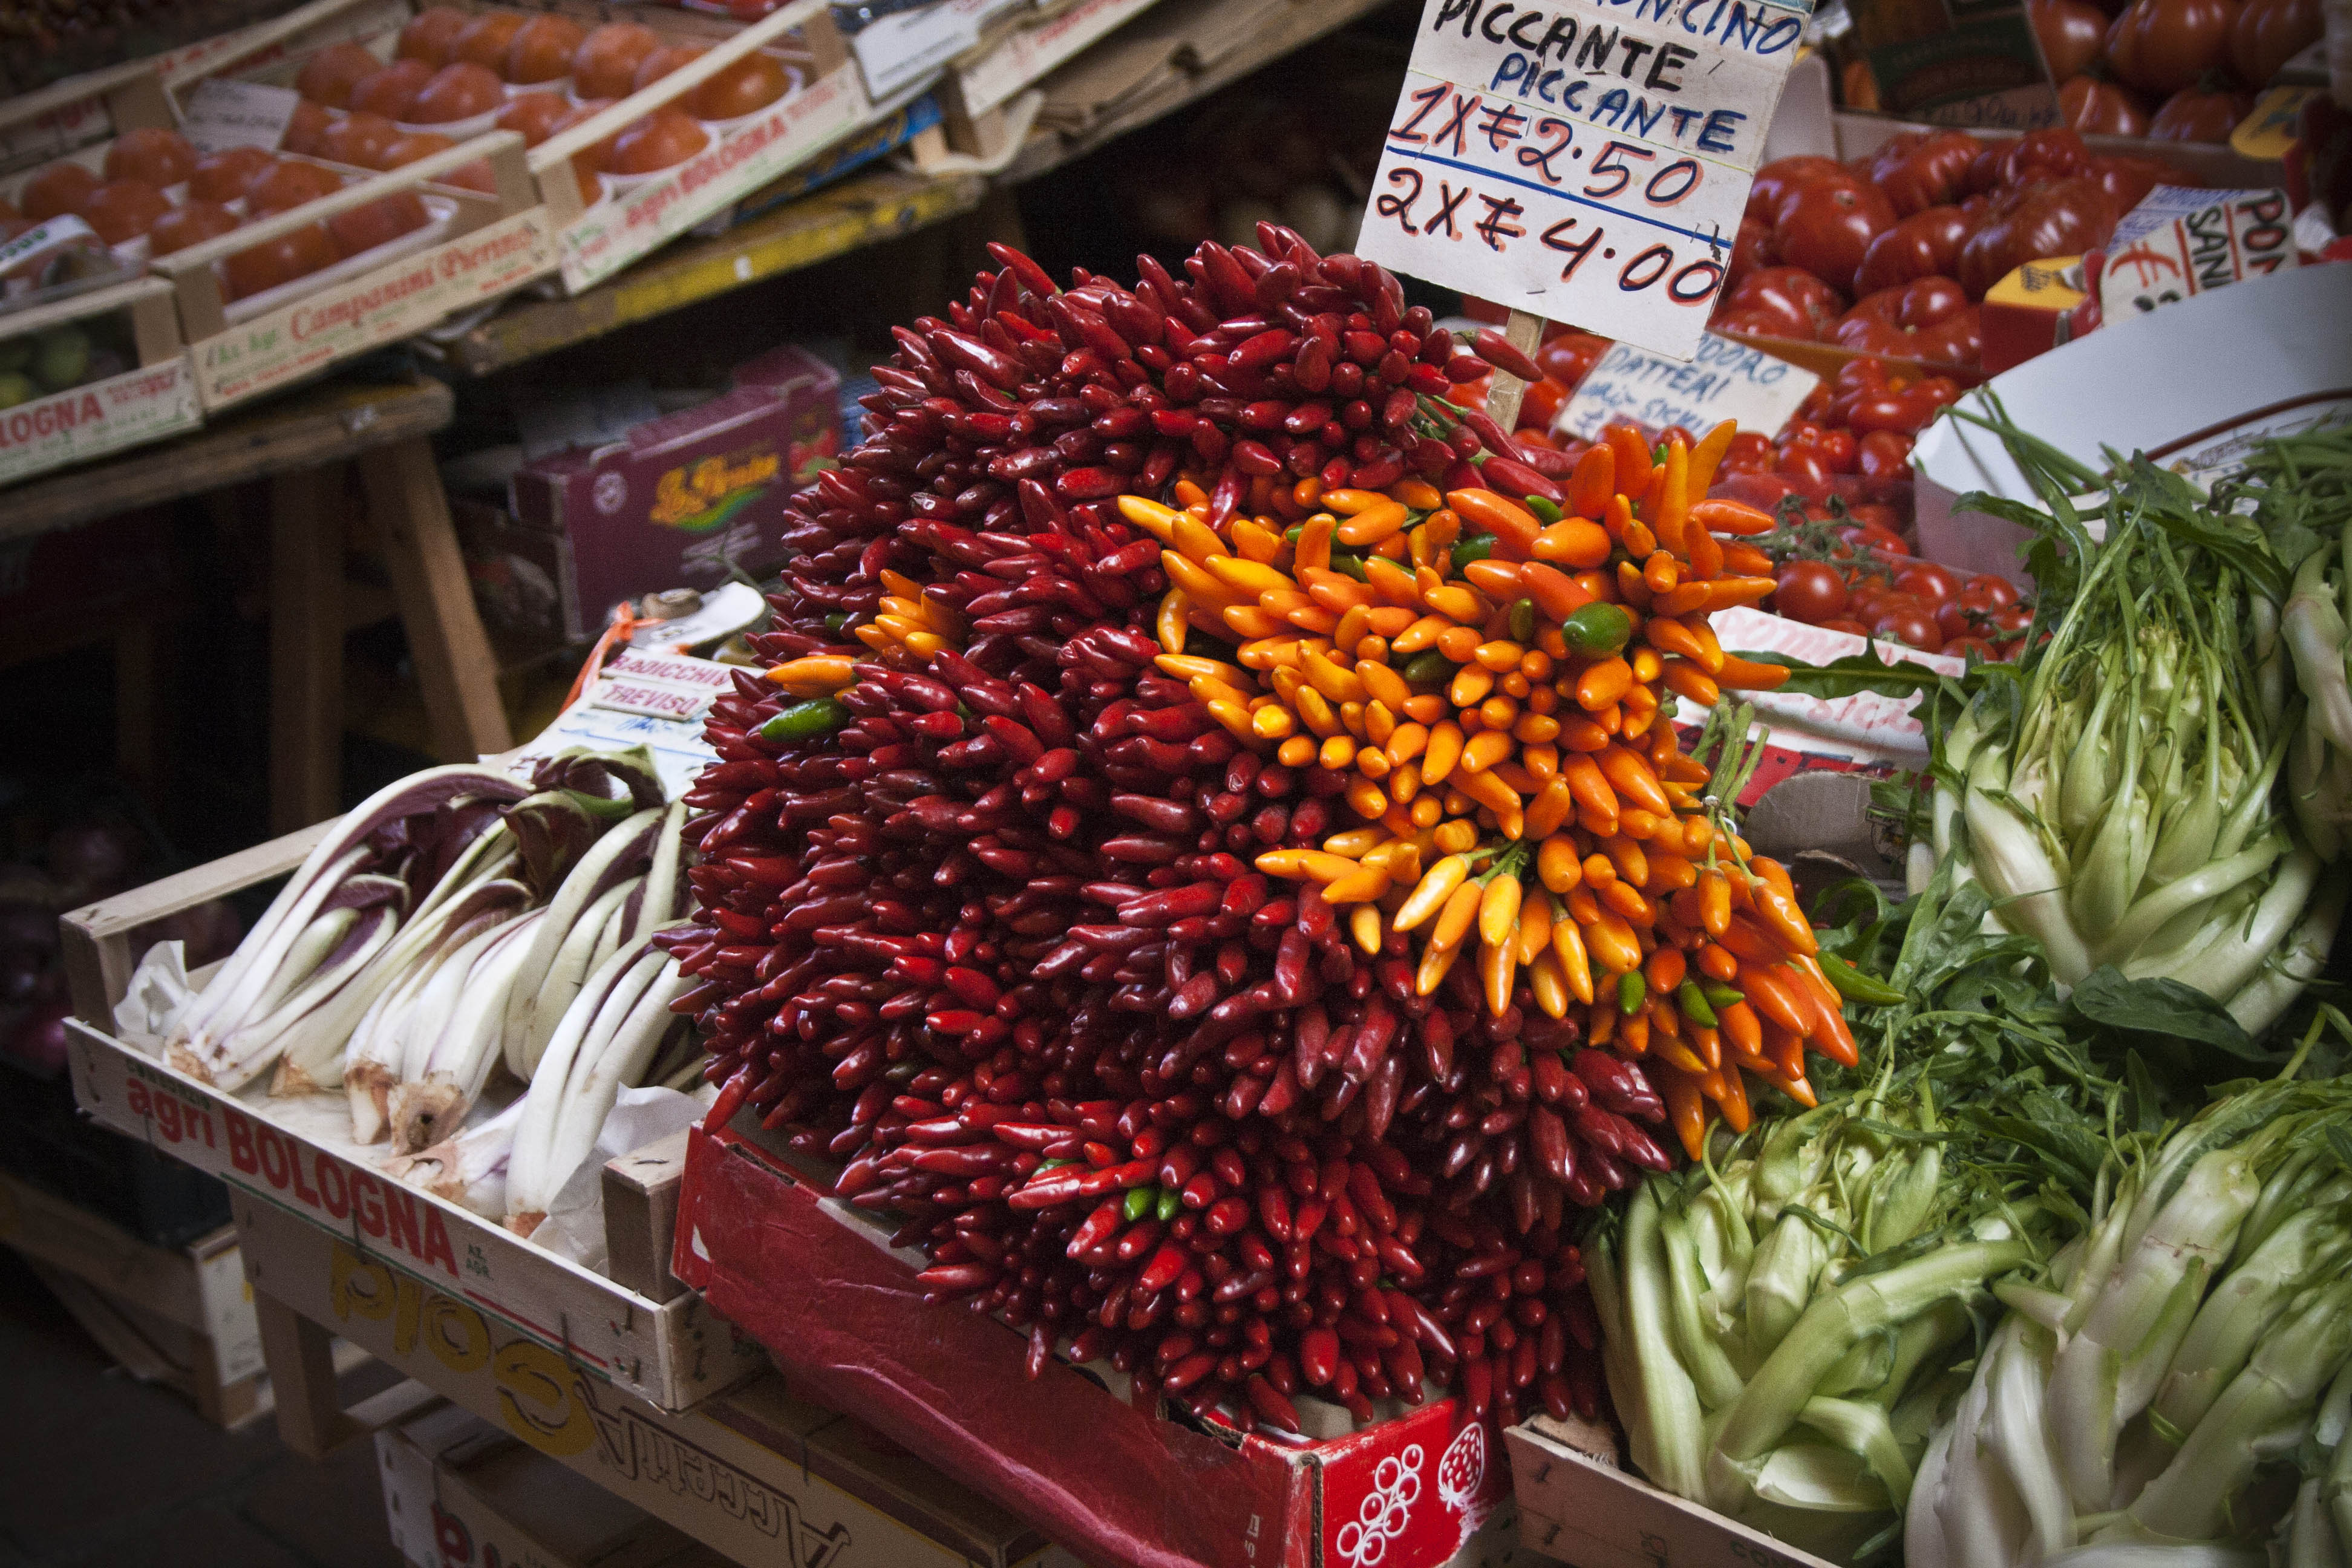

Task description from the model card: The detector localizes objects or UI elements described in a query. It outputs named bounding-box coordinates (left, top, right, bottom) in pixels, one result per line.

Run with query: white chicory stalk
left=384, top=1093, right=525, bottom=1219
left=1909, top=1065, right=2352, bottom=1566
left=1589, top=1060, right=2057, bottom=1564
left=1925, top=421, right=2347, bottom=1025
left=386, top=909, right=546, bottom=1152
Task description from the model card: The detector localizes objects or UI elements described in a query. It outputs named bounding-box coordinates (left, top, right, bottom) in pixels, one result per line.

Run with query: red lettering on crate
left=422, top=1209, right=457, bottom=1276
left=290, top=1148, right=322, bottom=1207
left=354, top=1171, right=387, bottom=1238
left=318, top=1157, right=350, bottom=1220
left=0, top=390, right=107, bottom=449
left=384, top=1184, right=423, bottom=1258
left=227, top=1107, right=258, bottom=1174
left=259, top=1126, right=292, bottom=1189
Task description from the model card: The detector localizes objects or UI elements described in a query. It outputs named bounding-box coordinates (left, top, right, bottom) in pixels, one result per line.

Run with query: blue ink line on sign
left=1385, top=145, right=1726, bottom=246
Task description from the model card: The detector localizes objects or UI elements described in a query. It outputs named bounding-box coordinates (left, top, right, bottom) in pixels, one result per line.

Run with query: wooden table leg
left=252, top=1289, right=436, bottom=1459
left=361, top=436, right=514, bottom=763
left=268, top=465, right=345, bottom=834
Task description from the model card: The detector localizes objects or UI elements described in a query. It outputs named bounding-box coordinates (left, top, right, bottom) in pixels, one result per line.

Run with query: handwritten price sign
left=1359, top=0, right=1811, bottom=361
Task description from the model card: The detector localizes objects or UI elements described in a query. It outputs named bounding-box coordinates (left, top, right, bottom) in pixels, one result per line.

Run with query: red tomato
left=189, top=146, right=275, bottom=202
left=1713, top=265, right=1847, bottom=341
left=2085, top=153, right=2189, bottom=214
left=377, top=132, right=457, bottom=169
left=1837, top=521, right=1911, bottom=558
left=1969, top=128, right=2093, bottom=192
left=2108, top=0, right=2238, bottom=96
left=1535, top=332, right=1606, bottom=387
left=244, top=158, right=342, bottom=216
left=2060, top=74, right=2152, bottom=134
left=1988, top=603, right=2037, bottom=643
left=222, top=222, right=338, bottom=300
left=1713, top=469, right=1798, bottom=511
left=1774, top=178, right=1897, bottom=296
left=1867, top=129, right=1982, bottom=217
left=572, top=22, right=661, bottom=98
left=321, top=110, right=402, bottom=168
left=76, top=180, right=171, bottom=243
left=283, top=100, right=333, bottom=157
left=690, top=53, right=789, bottom=119
left=1720, top=431, right=1775, bottom=474
left=1833, top=278, right=1983, bottom=370
left=1517, top=378, right=1567, bottom=432
left=103, top=126, right=197, bottom=187
left=410, top=62, right=505, bottom=124
left=1722, top=215, right=1777, bottom=299
left=1820, top=619, right=1873, bottom=638
left=2032, top=0, right=2112, bottom=76
left=1958, top=178, right=2118, bottom=298
left=1853, top=207, right=1974, bottom=297
left=1873, top=603, right=1944, bottom=652
left=1895, top=562, right=1961, bottom=604
left=1775, top=446, right=1833, bottom=498
left=147, top=199, right=238, bottom=256
left=610, top=108, right=709, bottom=174
left=632, top=44, right=706, bottom=91
left=1935, top=599, right=1975, bottom=641
left=296, top=42, right=385, bottom=108
left=21, top=160, right=99, bottom=223
left=398, top=8, right=471, bottom=65
left=505, top=14, right=585, bottom=84
left=2150, top=83, right=2253, bottom=140
left=1858, top=428, right=1915, bottom=480
left=2232, top=0, right=2323, bottom=84
left=1773, top=561, right=1850, bottom=623
left=1945, top=635, right=1996, bottom=661
left=555, top=100, right=619, bottom=173
left=328, top=191, right=429, bottom=256
left=1961, top=575, right=2020, bottom=611
left=1747, top=157, right=1847, bottom=222
left=452, top=11, right=527, bottom=71
left=350, top=58, right=434, bottom=120
left=494, top=91, right=572, bottom=148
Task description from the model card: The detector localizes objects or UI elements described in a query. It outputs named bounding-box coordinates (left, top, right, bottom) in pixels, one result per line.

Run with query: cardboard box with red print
left=672, top=1119, right=1523, bottom=1568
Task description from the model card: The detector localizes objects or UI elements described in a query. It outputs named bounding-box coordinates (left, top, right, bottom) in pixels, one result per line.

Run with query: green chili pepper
left=1452, top=534, right=1498, bottom=564
left=758, top=697, right=848, bottom=742
left=1155, top=1186, right=1181, bottom=1223
left=1401, top=650, right=1458, bottom=685
left=1124, top=1186, right=1155, bottom=1221
left=1677, top=979, right=1718, bottom=1028
left=1038, top=1157, right=1077, bottom=1172
left=823, top=611, right=851, bottom=632
left=1619, top=970, right=1647, bottom=1015
left=1818, top=952, right=1907, bottom=1005
left=1509, top=596, right=1536, bottom=644
left=1702, top=982, right=1746, bottom=1011
left=1560, top=602, right=1633, bottom=657
left=1526, top=495, right=1564, bottom=524
left=1328, top=550, right=1370, bottom=581
left=1285, top=524, right=1304, bottom=543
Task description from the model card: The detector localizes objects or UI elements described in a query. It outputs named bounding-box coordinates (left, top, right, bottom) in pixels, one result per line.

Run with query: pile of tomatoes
left=287, top=8, right=799, bottom=204
left=1713, top=128, right=2194, bottom=373
left=1743, top=505, right=2031, bottom=659
left=1717, top=358, right=1963, bottom=500
left=2027, top=0, right=2322, bottom=140
left=8, top=127, right=434, bottom=302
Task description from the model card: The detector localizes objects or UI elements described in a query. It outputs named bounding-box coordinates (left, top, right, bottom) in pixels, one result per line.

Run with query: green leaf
left=1731, top=647, right=1945, bottom=702
left=2068, top=967, right=2263, bottom=1062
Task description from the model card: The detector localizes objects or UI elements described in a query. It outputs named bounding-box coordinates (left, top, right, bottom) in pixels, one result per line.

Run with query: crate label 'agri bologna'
left=0, top=355, right=201, bottom=485
left=1357, top=0, right=1810, bottom=361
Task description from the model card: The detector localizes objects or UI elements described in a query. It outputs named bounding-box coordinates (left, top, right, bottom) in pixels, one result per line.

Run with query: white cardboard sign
left=180, top=78, right=301, bottom=153
left=1357, top=0, right=1809, bottom=361
left=1555, top=330, right=1817, bottom=439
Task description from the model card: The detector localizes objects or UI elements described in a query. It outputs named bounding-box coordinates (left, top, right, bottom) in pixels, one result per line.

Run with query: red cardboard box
left=507, top=349, right=838, bottom=639
left=674, top=1122, right=1515, bottom=1568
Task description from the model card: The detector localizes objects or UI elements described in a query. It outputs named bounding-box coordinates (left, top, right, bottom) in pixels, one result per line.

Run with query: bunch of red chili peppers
left=658, top=234, right=1761, bottom=1439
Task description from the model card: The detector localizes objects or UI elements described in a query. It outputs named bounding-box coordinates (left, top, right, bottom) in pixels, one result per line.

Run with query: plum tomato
left=244, top=158, right=342, bottom=216
left=103, top=126, right=197, bottom=187
left=451, top=11, right=526, bottom=71
left=296, top=42, right=385, bottom=108
left=189, top=146, right=275, bottom=202
left=327, top=191, right=429, bottom=256
left=690, top=53, right=789, bottom=119
left=410, top=62, right=505, bottom=123
left=146, top=199, right=239, bottom=256
left=505, top=14, right=586, bottom=83
left=349, top=58, right=434, bottom=120
left=221, top=222, right=338, bottom=300
left=572, top=23, right=661, bottom=98
left=76, top=180, right=172, bottom=244
left=610, top=107, right=709, bottom=173
left=398, top=7, right=471, bottom=65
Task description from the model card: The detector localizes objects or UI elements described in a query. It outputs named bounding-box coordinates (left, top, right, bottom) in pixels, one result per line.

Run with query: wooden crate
left=0, top=276, right=201, bottom=486
left=0, top=1168, right=265, bottom=1427
left=926, top=0, right=1161, bottom=163
left=59, top=818, right=766, bottom=1415
left=147, top=132, right=555, bottom=413
left=1505, top=1416, right=1844, bottom=1568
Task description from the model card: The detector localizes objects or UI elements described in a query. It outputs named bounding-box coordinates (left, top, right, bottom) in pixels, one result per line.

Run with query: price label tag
left=1357, top=0, right=1810, bottom=361
left=181, top=79, right=301, bottom=153
left=1555, top=331, right=1817, bottom=440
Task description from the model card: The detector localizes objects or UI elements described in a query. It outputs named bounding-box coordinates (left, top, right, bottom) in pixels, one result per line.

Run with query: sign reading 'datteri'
left=1357, top=0, right=1812, bottom=361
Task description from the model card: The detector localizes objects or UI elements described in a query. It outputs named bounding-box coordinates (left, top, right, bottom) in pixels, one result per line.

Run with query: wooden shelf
left=433, top=167, right=990, bottom=377
left=436, top=0, right=1394, bottom=377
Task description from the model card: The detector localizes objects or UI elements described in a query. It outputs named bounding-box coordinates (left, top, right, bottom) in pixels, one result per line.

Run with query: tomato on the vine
left=1895, top=561, right=1961, bottom=604
left=1858, top=430, right=1917, bottom=482
left=1960, top=575, right=2020, bottom=612
left=1873, top=603, right=1945, bottom=651
left=1773, top=560, right=1851, bottom=622
left=1944, top=635, right=1996, bottom=661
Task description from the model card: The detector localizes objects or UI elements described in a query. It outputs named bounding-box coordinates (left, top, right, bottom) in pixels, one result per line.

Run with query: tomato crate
left=58, top=818, right=763, bottom=1414
left=1506, top=1415, right=1842, bottom=1568
left=0, top=275, right=201, bottom=486
left=217, top=0, right=885, bottom=295
left=672, top=1119, right=1525, bottom=1568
